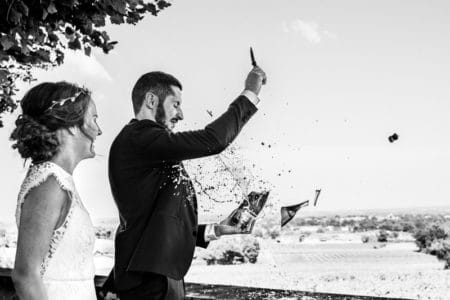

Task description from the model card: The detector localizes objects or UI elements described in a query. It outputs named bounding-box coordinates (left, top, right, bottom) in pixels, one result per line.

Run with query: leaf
left=8, top=9, right=22, bottom=25
left=126, top=11, right=142, bottom=24
left=16, top=0, right=29, bottom=16
left=156, top=0, right=171, bottom=10
left=0, top=51, right=10, bottom=62
left=65, top=26, right=75, bottom=35
left=101, top=31, right=110, bottom=41
left=110, top=0, right=127, bottom=15
left=0, top=37, right=15, bottom=51
left=84, top=45, right=91, bottom=56
left=20, top=40, right=30, bottom=56
left=68, top=38, right=82, bottom=50
left=135, top=7, right=147, bottom=14
left=48, top=32, right=58, bottom=43
left=55, top=50, right=64, bottom=65
left=47, top=2, right=58, bottom=14
left=90, top=31, right=103, bottom=46
left=127, top=0, right=139, bottom=8
left=110, top=14, right=124, bottom=24
left=91, top=14, right=106, bottom=27
left=0, top=70, right=8, bottom=83
left=42, top=8, right=48, bottom=20
left=144, top=3, right=157, bottom=16
left=65, top=27, right=76, bottom=42
left=36, top=29, right=46, bottom=44
left=35, top=49, right=51, bottom=62
left=103, top=41, right=117, bottom=53
left=81, top=19, right=93, bottom=35
left=59, top=0, right=79, bottom=7
left=127, top=0, right=140, bottom=6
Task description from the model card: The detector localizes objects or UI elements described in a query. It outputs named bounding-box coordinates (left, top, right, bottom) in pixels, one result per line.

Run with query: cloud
left=32, top=49, right=113, bottom=89
left=282, top=19, right=337, bottom=43
left=64, top=50, right=113, bottom=82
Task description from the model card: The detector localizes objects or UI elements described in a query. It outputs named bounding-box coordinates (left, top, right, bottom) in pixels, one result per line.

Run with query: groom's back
left=108, top=117, right=200, bottom=291
left=108, top=119, right=166, bottom=290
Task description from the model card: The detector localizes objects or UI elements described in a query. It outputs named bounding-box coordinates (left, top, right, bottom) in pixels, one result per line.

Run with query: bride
left=10, top=82, right=102, bottom=299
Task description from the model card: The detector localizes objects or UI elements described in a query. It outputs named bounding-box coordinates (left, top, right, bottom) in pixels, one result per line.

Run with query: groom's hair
left=132, top=71, right=183, bottom=114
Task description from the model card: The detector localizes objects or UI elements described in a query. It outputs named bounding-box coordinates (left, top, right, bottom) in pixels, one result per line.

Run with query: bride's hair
left=10, top=82, right=91, bottom=163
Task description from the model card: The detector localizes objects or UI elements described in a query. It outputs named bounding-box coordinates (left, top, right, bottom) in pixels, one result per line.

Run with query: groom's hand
left=245, top=66, right=267, bottom=96
left=214, top=209, right=256, bottom=237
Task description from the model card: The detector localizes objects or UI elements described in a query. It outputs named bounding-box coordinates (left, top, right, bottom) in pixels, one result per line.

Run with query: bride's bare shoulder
left=19, top=175, right=71, bottom=230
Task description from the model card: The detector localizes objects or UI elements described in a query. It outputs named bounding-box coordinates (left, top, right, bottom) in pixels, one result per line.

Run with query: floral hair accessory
left=45, top=91, right=83, bottom=112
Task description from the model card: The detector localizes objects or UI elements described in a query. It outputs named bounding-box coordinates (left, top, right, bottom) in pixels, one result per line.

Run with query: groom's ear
left=144, top=91, right=158, bottom=110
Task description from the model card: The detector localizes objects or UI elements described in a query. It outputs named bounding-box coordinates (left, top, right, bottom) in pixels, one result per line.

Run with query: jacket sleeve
left=132, top=95, right=257, bottom=162
left=196, top=224, right=209, bottom=248
left=101, top=268, right=116, bottom=293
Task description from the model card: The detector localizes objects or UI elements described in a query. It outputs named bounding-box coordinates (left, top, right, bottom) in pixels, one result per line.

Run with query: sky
left=1, top=0, right=450, bottom=222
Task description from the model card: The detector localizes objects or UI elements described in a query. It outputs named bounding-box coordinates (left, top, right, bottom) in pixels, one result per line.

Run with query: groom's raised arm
left=131, top=93, right=259, bottom=162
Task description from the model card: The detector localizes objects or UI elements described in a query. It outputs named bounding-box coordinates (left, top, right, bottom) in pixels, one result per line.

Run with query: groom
left=107, top=66, right=266, bottom=299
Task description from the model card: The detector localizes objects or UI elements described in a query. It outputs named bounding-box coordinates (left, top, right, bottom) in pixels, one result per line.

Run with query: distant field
left=265, top=242, right=433, bottom=269
left=187, top=237, right=449, bottom=300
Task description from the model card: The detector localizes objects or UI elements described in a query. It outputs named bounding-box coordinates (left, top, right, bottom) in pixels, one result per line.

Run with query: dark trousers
left=118, top=272, right=185, bottom=300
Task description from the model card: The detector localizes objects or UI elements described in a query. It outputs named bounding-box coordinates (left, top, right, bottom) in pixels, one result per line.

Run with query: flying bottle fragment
left=281, top=200, right=309, bottom=227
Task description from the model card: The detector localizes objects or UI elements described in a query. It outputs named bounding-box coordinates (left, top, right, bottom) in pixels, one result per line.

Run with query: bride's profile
left=10, top=82, right=102, bottom=300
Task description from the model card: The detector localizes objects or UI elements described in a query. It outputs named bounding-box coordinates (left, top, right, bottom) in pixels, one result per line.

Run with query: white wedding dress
left=15, top=161, right=97, bottom=299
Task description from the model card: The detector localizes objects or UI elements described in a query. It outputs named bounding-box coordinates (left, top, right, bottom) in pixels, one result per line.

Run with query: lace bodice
left=15, top=161, right=96, bottom=299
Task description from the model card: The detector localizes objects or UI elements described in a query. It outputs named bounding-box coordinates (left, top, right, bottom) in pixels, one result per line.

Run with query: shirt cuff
left=240, top=90, right=260, bottom=107
left=204, top=223, right=219, bottom=242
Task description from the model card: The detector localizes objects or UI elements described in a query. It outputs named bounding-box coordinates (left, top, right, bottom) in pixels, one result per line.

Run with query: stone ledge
left=0, top=268, right=414, bottom=300
left=184, top=283, right=414, bottom=300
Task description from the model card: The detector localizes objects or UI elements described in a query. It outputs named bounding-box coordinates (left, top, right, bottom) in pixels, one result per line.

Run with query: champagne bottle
left=230, top=191, right=270, bottom=231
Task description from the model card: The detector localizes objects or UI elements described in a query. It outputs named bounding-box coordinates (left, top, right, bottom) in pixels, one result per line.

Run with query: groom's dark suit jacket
left=108, top=95, right=257, bottom=291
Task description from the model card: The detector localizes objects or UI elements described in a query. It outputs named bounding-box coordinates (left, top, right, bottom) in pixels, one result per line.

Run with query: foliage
left=413, top=224, right=448, bottom=251
left=428, top=239, right=450, bottom=260
left=413, top=224, right=450, bottom=269
left=200, top=236, right=260, bottom=265
left=354, top=217, right=378, bottom=232
left=289, top=213, right=449, bottom=235
left=361, top=235, right=370, bottom=243
left=376, top=230, right=388, bottom=243
left=316, top=227, right=325, bottom=233
left=95, top=226, right=114, bottom=239
left=379, top=220, right=403, bottom=232
left=0, top=0, right=171, bottom=126
left=399, top=221, right=415, bottom=232
left=325, top=216, right=341, bottom=227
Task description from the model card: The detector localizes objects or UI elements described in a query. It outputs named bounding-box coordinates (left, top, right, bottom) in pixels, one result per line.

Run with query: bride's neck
left=51, top=146, right=81, bottom=175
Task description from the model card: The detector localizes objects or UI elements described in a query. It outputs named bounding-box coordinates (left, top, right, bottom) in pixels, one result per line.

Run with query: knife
left=250, top=47, right=258, bottom=67
left=250, top=47, right=266, bottom=84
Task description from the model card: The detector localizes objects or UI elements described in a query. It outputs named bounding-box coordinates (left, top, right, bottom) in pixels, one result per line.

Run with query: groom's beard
left=155, top=101, right=168, bottom=130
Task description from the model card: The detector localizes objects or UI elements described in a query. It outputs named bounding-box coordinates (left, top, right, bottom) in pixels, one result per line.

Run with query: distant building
left=386, top=213, right=400, bottom=221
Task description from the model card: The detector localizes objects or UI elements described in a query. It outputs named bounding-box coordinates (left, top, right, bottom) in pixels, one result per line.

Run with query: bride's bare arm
left=12, top=176, right=70, bottom=300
